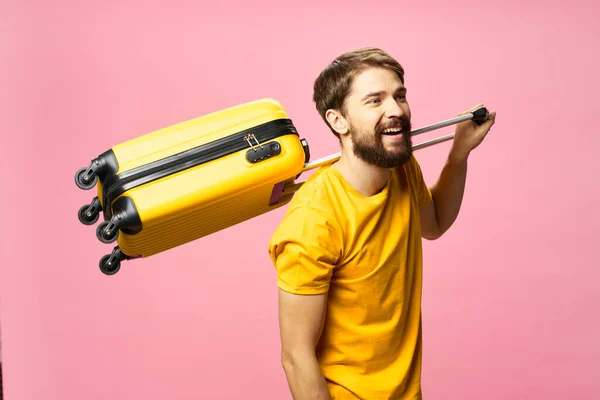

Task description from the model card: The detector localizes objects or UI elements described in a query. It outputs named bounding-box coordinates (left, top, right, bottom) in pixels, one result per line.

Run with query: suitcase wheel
left=99, top=247, right=123, bottom=275
left=77, top=197, right=102, bottom=225
left=96, top=220, right=119, bottom=243
left=74, top=167, right=97, bottom=190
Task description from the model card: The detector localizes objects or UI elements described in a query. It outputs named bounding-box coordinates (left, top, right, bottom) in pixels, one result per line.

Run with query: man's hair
left=312, top=47, right=405, bottom=138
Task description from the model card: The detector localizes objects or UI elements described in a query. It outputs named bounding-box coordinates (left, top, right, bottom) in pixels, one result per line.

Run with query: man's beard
left=349, top=117, right=413, bottom=168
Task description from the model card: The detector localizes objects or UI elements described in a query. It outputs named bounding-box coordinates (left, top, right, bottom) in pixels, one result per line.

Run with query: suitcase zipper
left=101, top=118, right=298, bottom=219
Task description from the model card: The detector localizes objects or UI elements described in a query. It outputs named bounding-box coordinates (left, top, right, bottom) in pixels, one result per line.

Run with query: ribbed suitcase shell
left=103, top=98, right=307, bottom=259
left=117, top=135, right=303, bottom=258
left=117, top=100, right=291, bottom=173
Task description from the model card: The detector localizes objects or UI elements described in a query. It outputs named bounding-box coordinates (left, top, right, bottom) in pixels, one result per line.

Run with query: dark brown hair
left=313, top=47, right=405, bottom=138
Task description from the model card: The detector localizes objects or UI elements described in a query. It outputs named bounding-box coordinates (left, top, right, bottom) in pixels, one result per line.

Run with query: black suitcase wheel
left=78, top=204, right=99, bottom=225
left=78, top=197, right=102, bottom=225
left=99, top=254, right=121, bottom=275
left=99, top=246, right=125, bottom=275
left=75, top=167, right=97, bottom=190
left=96, top=221, right=119, bottom=243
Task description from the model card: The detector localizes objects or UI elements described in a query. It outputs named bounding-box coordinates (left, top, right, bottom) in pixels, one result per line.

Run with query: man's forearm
left=281, top=351, right=332, bottom=400
left=429, top=150, right=469, bottom=235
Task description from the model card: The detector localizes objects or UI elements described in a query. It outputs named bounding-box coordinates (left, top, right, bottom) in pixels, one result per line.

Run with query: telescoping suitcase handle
left=301, top=106, right=489, bottom=172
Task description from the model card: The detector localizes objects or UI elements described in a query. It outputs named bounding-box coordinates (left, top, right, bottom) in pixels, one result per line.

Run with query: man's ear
left=325, top=109, right=349, bottom=136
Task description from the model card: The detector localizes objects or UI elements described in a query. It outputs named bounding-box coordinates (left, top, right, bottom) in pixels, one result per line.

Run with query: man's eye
left=368, top=99, right=380, bottom=104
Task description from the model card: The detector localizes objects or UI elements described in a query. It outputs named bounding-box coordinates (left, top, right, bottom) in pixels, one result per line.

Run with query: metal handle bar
left=300, top=106, right=488, bottom=172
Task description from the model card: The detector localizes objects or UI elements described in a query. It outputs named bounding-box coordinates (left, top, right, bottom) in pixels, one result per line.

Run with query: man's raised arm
left=420, top=104, right=496, bottom=240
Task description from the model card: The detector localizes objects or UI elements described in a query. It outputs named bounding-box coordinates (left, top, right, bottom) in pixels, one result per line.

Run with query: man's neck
left=332, top=152, right=391, bottom=198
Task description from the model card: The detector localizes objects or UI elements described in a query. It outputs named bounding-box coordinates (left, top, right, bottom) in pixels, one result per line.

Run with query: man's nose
left=384, top=97, right=404, bottom=118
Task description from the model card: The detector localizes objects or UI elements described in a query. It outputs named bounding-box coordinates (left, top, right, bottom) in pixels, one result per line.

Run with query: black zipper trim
left=101, top=118, right=298, bottom=218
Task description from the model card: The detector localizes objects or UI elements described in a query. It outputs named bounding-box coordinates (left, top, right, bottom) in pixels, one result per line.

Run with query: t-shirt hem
left=277, top=281, right=329, bottom=295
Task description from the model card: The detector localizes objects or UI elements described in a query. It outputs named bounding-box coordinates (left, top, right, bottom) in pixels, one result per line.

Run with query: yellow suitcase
left=75, top=98, right=310, bottom=275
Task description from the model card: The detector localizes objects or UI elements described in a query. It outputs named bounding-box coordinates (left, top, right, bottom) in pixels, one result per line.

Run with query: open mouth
left=380, top=127, right=403, bottom=136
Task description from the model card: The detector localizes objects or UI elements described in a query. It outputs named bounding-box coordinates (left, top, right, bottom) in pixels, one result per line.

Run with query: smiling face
left=329, top=66, right=413, bottom=168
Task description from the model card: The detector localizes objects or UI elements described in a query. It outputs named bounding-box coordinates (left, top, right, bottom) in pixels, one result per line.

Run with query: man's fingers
left=480, top=110, right=497, bottom=129
left=468, top=103, right=484, bottom=113
left=458, top=103, right=485, bottom=117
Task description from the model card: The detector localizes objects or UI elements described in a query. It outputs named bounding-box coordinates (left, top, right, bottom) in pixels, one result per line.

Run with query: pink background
left=1, top=0, right=599, bottom=399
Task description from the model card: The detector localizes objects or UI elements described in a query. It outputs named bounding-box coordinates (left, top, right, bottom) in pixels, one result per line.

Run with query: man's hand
left=449, top=104, right=497, bottom=164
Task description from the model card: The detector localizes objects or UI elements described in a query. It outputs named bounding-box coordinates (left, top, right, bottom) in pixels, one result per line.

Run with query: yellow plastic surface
left=112, top=98, right=290, bottom=173
left=101, top=99, right=306, bottom=258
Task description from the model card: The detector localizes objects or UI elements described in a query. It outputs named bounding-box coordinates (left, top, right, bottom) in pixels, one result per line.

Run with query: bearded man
left=268, top=47, right=496, bottom=400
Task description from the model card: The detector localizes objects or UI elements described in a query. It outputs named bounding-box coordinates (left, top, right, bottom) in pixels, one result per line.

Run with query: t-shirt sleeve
left=268, top=205, right=342, bottom=295
left=406, top=154, right=433, bottom=208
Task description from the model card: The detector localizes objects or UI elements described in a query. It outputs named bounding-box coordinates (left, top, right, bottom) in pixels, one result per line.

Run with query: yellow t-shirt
left=268, top=154, right=432, bottom=400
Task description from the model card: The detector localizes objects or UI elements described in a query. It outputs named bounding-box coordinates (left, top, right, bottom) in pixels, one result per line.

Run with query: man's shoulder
left=395, top=153, right=432, bottom=208
left=269, top=165, right=344, bottom=245
left=268, top=166, right=344, bottom=265
left=394, top=154, right=425, bottom=183
left=401, top=153, right=422, bottom=174
left=286, top=165, right=341, bottom=216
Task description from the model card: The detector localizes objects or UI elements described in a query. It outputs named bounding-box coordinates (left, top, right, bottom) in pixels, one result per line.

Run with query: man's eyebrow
left=360, top=87, right=407, bottom=102
left=361, top=91, right=385, bottom=101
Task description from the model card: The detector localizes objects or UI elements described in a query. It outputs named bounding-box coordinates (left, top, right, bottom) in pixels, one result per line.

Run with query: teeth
left=382, top=127, right=402, bottom=134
